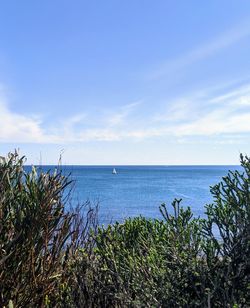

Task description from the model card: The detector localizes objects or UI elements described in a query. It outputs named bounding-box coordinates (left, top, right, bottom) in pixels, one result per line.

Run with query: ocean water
left=52, top=165, right=241, bottom=224
left=25, top=165, right=241, bottom=224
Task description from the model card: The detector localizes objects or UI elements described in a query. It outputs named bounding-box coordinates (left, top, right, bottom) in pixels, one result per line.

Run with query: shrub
left=70, top=156, right=250, bottom=307
left=69, top=201, right=207, bottom=307
left=0, top=151, right=249, bottom=307
left=0, top=151, right=96, bottom=307
left=202, top=154, right=250, bottom=306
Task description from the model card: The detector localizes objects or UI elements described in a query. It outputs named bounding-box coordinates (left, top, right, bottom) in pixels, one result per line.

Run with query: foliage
left=72, top=203, right=207, bottom=307
left=70, top=155, right=249, bottom=307
left=0, top=151, right=249, bottom=307
left=202, top=154, right=250, bottom=306
left=0, top=151, right=96, bottom=307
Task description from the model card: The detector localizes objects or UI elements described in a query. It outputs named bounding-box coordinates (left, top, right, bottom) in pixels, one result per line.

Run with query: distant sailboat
left=112, top=168, right=117, bottom=174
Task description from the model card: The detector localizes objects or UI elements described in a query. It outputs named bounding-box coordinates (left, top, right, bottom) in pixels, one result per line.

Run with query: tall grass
left=0, top=151, right=249, bottom=307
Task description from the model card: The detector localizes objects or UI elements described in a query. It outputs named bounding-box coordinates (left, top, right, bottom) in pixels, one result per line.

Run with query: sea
left=40, top=165, right=241, bottom=225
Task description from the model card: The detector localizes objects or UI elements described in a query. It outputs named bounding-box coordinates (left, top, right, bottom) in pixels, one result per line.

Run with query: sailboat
left=112, top=168, right=117, bottom=174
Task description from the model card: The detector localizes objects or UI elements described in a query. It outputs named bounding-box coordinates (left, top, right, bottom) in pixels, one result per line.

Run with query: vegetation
left=0, top=151, right=249, bottom=307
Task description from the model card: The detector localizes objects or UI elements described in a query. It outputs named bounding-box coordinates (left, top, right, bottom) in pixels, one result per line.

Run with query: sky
left=1, top=1, right=250, bottom=165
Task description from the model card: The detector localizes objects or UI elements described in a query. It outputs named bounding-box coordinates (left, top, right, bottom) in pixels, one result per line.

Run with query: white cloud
left=0, top=94, right=144, bottom=143
left=146, top=82, right=250, bottom=140
left=0, top=98, right=60, bottom=143
left=1, top=81, right=250, bottom=144
left=174, top=111, right=250, bottom=136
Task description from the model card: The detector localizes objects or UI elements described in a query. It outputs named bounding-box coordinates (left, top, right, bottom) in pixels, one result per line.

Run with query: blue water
left=50, top=165, right=240, bottom=224
left=25, top=165, right=241, bottom=224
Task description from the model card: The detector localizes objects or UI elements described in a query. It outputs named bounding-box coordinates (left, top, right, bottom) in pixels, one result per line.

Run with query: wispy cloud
left=63, top=81, right=250, bottom=141
left=149, top=20, right=250, bottom=80
left=107, top=100, right=142, bottom=127
left=143, top=81, right=250, bottom=140
left=1, top=81, right=250, bottom=144
left=0, top=93, right=144, bottom=143
left=0, top=96, right=59, bottom=143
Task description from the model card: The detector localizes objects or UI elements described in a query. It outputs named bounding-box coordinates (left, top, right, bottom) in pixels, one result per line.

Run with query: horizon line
left=23, top=164, right=241, bottom=167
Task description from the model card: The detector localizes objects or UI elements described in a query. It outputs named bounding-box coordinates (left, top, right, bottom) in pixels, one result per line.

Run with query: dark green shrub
left=70, top=156, right=250, bottom=307
left=202, top=154, right=250, bottom=306
left=0, top=151, right=96, bottom=307
left=70, top=201, right=206, bottom=307
left=0, top=151, right=249, bottom=307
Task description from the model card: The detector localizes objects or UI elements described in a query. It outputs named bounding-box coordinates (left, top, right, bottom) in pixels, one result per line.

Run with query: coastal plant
left=69, top=201, right=206, bottom=307
left=0, top=151, right=249, bottom=307
left=0, top=151, right=96, bottom=307
left=69, top=157, right=250, bottom=307
left=202, top=154, right=250, bottom=306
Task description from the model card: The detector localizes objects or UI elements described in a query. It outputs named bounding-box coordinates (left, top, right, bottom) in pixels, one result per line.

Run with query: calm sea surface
left=30, top=165, right=241, bottom=224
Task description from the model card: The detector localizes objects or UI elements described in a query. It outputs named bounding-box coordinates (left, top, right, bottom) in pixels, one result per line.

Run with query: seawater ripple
left=25, top=165, right=241, bottom=224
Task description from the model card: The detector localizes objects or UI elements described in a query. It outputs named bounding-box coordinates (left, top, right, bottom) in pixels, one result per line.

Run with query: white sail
left=112, top=168, right=117, bottom=174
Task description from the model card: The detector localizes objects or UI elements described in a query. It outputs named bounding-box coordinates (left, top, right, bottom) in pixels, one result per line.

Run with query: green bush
left=0, top=151, right=249, bottom=307
left=202, top=154, right=250, bottom=306
left=69, top=202, right=207, bottom=307
left=0, top=151, right=95, bottom=307
left=70, top=155, right=250, bottom=307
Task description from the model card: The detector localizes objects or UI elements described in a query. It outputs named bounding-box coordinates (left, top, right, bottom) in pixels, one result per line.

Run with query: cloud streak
left=0, top=98, right=60, bottom=143
left=1, top=81, right=250, bottom=144
left=148, top=82, right=250, bottom=140
left=149, top=20, right=250, bottom=80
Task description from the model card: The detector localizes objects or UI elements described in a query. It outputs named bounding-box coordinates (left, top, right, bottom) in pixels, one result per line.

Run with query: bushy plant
left=69, top=201, right=207, bottom=307
left=70, top=156, right=250, bottom=307
left=0, top=151, right=96, bottom=307
left=202, top=154, right=250, bottom=306
left=0, top=151, right=249, bottom=307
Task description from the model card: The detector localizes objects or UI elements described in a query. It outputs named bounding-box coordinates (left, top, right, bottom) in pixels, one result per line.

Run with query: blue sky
left=1, top=1, right=250, bottom=164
